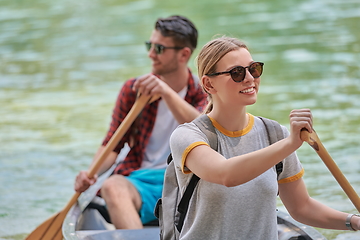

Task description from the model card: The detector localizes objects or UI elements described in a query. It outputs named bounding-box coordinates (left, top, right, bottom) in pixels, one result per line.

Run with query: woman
left=169, top=36, right=360, bottom=239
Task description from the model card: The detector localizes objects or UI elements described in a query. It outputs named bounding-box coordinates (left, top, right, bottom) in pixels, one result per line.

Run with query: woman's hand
left=351, top=215, right=360, bottom=231
left=288, top=109, right=313, bottom=147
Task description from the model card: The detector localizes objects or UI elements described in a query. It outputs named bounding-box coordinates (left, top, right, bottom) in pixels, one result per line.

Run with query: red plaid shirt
left=102, top=70, right=208, bottom=176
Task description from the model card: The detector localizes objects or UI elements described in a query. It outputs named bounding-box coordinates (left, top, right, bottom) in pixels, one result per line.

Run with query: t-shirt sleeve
left=170, top=122, right=209, bottom=174
left=277, top=126, right=304, bottom=184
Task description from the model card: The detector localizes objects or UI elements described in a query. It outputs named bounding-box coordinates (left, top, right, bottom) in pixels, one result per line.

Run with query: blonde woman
left=169, top=36, right=360, bottom=239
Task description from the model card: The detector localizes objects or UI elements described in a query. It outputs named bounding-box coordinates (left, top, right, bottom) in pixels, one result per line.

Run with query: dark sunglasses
left=145, top=41, right=184, bottom=55
left=207, top=62, right=264, bottom=83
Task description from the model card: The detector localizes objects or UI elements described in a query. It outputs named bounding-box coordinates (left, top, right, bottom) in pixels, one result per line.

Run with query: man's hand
left=133, top=73, right=170, bottom=97
left=74, top=170, right=98, bottom=193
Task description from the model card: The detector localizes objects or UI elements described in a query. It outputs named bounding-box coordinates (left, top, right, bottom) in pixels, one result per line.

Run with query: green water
left=1, top=0, right=360, bottom=239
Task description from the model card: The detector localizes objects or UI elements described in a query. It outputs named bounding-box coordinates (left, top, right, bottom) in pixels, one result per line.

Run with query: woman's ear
left=201, top=75, right=216, bottom=94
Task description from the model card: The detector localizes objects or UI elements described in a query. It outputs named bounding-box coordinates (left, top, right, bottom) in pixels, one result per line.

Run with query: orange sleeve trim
left=278, top=168, right=304, bottom=184
left=181, top=141, right=209, bottom=174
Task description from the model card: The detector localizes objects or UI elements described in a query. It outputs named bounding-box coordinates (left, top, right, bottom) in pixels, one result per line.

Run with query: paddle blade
left=26, top=94, right=153, bottom=239
left=25, top=211, right=65, bottom=240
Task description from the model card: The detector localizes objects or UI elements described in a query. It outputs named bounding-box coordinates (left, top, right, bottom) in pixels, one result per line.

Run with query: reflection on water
left=1, top=0, right=360, bottom=239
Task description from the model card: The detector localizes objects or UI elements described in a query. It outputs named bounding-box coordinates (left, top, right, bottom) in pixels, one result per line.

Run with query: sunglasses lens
left=145, top=42, right=163, bottom=54
left=154, top=44, right=163, bottom=54
left=145, top=41, right=151, bottom=51
left=249, top=62, right=263, bottom=78
left=230, top=67, right=246, bottom=82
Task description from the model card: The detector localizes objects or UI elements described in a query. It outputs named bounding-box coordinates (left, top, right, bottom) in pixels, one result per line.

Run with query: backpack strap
left=258, top=116, right=285, bottom=179
left=175, top=114, right=217, bottom=232
left=192, top=114, right=218, bottom=151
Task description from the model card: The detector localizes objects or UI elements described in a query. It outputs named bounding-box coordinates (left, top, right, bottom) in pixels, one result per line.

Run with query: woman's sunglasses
left=207, top=62, right=264, bottom=83
left=145, top=41, right=184, bottom=55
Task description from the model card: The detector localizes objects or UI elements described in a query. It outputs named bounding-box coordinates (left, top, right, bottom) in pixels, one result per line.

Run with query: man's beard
left=152, top=58, right=178, bottom=76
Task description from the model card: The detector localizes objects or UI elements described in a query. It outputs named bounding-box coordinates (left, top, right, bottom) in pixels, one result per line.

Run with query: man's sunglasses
left=207, top=62, right=264, bottom=83
left=145, top=41, right=184, bottom=55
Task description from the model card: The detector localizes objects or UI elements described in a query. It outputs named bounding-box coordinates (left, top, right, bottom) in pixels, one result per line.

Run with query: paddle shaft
left=26, top=93, right=153, bottom=240
left=300, top=130, right=360, bottom=212
left=87, top=94, right=152, bottom=177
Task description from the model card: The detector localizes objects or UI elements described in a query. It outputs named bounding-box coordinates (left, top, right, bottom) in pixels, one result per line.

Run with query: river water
left=1, top=0, right=360, bottom=239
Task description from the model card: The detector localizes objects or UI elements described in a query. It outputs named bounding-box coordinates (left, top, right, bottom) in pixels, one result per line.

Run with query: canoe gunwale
left=63, top=201, right=327, bottom=240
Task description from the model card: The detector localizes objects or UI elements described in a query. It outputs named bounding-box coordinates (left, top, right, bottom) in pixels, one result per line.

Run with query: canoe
left=63, top=196, right=327, bottom=240
left=62, top=163, right=327, bottom=240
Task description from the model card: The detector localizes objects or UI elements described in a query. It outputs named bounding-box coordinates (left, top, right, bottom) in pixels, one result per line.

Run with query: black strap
left=176, top=174, right=200, bottom=232
left=258, top=117, right=284, bottom=179
left=175, top=115, right=218, bottom=232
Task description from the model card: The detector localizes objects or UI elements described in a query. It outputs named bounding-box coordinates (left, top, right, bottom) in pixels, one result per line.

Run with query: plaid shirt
left=102, top=70, right=208, bottom=176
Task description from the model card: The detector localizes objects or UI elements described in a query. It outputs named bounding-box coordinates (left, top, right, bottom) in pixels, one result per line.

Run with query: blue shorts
left=126, top=168, right=165, bottom=224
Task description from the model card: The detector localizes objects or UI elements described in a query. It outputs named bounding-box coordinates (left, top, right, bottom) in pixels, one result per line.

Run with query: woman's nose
left=242, top=69, right=254, bottom=83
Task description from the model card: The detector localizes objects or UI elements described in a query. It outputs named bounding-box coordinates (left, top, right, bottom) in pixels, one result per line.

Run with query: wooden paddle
left=26, top=93, right=154, bottom=240
left=300, top=129, right=360, bottom=212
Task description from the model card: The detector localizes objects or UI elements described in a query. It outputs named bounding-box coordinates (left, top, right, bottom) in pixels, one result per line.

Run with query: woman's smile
left=240, top=87, right=256, bottom=94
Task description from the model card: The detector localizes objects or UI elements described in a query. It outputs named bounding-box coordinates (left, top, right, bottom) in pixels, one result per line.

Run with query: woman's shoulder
left=174, top=121, right=198, bottom=133
left=170, top=121, right=209, bottom=146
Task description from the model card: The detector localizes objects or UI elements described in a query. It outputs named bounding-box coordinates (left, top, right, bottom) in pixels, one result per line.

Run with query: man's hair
left=155, top=15, right=198, bottom=52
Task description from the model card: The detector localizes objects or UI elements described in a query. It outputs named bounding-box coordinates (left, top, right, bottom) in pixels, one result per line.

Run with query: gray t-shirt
left=169, top=114, right=304, bottom=240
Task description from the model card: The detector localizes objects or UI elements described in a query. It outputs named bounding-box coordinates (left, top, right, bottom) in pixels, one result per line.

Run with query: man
left=74, top=15, right=207, bottom=229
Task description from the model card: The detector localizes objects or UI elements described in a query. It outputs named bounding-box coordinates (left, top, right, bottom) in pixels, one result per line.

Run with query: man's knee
left=100, top=174, right=142, bottom=212
left=102, top=175, right=127, bottom=195
left=101, top=175, right=137, bottom=199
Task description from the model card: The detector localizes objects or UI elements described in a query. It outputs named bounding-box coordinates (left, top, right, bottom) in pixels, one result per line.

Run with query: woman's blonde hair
left=197, top=36, right=248, bottom=113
